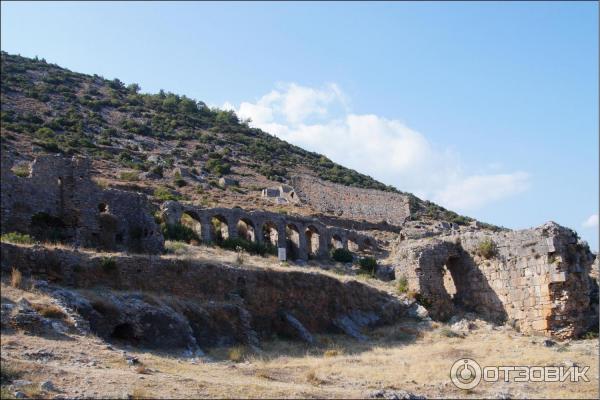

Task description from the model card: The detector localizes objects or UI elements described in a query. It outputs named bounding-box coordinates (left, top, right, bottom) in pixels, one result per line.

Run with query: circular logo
left=450, top=358, right=482, bottom=390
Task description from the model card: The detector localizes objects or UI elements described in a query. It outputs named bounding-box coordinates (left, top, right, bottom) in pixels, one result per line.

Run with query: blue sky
left=1, top=1, right=598, bottom=249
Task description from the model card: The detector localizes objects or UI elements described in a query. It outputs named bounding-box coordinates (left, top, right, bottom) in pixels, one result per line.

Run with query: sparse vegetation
left=216, top=237, right=276, bottom=256
left=11, top=164, right=30, bottom=177
left=1, top=232, right=34, bottom=244
left=227, top=345, right=249, bottom=362
left=358, top=256, right=378, bottom=276
left=396, top=275, right=409, bottom=294
left=160, top=222, right=200, bottom=243
left=153, top=186, right=182, bottom=201
left=119, top=170, right=140, bottom=181
left=331, top=248, right=353, bottom=263
left=31, top=302, right=68, bottom=320
left=100, top=256, right=117, bottom=272
left=477, top=238, right=497, bottom=259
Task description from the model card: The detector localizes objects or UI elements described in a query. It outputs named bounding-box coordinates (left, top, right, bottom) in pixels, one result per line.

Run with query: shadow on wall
left=417, top=247, right=507, bottom=324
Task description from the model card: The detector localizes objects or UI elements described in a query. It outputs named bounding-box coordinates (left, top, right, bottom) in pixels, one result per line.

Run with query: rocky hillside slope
left=0, top=52, right=492, bottom=228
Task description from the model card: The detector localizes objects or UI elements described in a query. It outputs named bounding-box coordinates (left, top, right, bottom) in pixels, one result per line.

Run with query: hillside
left=0, top=52, right=487, bottom=228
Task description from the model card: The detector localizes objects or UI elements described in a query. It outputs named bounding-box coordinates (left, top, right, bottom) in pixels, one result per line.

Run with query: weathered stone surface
left=391, top=222, right=596, bottom=339
left=1, top=154, right=163, bottom=254
left=1, top=242, right=410, bottom=348
left=291, top=175, right=411, bottom=225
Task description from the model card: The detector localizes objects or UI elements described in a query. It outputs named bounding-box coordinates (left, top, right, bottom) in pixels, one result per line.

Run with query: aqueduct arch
left=237, top=218, right=256, bottom=242
left=305, top=225, right=321, bottom=258
left=159, top=202, right=378, bottom=262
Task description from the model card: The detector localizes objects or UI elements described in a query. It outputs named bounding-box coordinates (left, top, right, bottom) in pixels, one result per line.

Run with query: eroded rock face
left=392, top=222, right=596, bottom=339
left=1, top=242, right=410, bottom=350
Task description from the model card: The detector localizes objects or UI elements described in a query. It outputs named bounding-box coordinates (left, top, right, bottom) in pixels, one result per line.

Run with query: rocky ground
left=1, top=248, right=598, bottom=400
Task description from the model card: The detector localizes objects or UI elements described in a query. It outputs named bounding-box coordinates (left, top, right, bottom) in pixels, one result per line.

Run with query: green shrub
left=173, top=177, right=187, bottom=187
left=331, top=248, right=353, bottom=263
left=119, top=171, right=139, bottom=181
left=153, top=186, right=181, bottom=201
left=0, top=232, right=34, bottom=244
left=477, top=238, right=497, bottom=259
left=100, top=257, right=116, bottom=272
left=396, top=275, right=409, bottom=294
left=216, top=237, right=276, bottom=256
left=439, top=327, right=461, bottom=338
left=11, top=164, right=30, bottom=177
left=160, top=222, right=199, bottom=243
left=150, top=165, right=164, bottom=177
left=358, top=256, right=378, bottom=276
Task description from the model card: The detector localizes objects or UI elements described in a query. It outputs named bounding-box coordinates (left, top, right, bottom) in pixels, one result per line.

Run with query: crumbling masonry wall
left=393, top=222, right=595, bottom=339
left=1, top=154, right=163, bottom=253
left=290, top=175, right=411, bottom=225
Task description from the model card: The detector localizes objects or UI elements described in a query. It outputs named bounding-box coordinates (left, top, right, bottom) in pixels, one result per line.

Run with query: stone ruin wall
left=392, top=222, right=595, bottom=339
left=161, top=201, right=378, bottom=261
left=1, top=154, right=163, bottom=254
left=290, top=175, right=411, bottom=226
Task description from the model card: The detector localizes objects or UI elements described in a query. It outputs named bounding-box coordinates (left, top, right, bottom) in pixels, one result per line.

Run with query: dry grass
left=134, top=364, right=150, bottom=374
left=10, top=267, right=22, bottom=288
left=30, top=302, right=67, bottom=320
left=323, top=349, right=342, bottom=357
left=227, top=345, right=249, bottom=362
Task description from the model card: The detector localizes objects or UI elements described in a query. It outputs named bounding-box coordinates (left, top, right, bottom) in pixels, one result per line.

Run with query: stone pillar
left=227, top=216, right=238, bottom=240
left=200, top=215, right=213, bottom=244
left=298, top=225, right=308, bottom=261
left=318, top=231, right=329, bottom=259
left=254, top=220, right=264, bottom=245
left=341, top=236, right=349, bottom=250
left=277, top=222, right=287, bottom=248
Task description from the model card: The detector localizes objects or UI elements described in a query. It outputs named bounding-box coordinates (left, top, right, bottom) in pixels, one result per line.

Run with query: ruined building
left=1, top=154, right=163, bottom=254
left=392, top=222, right=596, bottom=339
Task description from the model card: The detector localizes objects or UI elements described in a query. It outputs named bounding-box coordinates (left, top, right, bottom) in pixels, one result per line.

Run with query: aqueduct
left=160, top=201, right=377, bottom=261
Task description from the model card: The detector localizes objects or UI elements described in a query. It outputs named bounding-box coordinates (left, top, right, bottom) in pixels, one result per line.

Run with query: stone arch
left=261, top=221, right=279, bottom=247
left=330, top=233, right=343, bottom=250
left=180, top=211, right=202, bottom=244
left=305, top=225, right=321, bottom=259
left=210, top=214, right=229, bottom=242
left=348, top=237, right=360, bottom=252
left=360, top=237, right=376, bottom=254
left=237, top=217, right=256, bottom=242
left=286, top=223, right=301, bottom=260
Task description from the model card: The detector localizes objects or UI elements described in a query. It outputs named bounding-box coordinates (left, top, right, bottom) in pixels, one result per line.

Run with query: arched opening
left=362, top=238, right=375, bottom=255
left=305, top=225, right=320, bottom=258
left=210, top=215, right=229, bottom=242
left=98, top=203, right=108, bottom=213
left=111, top=323, right=138, bottom=344
left=330, top=234, right=343, bottom=250
left=180, top=212, right=202, bottom=244
left=237, top=218, right=256, bottom=242
left=442, top=263, right=457, bottom=300
left=262, top=221, right=279, bottom=247
left=286, top=223, right=300, bottom=260
left=348, top=238, right=360, bottom=253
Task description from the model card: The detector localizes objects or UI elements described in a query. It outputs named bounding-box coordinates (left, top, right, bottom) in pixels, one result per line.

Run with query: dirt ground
left=1, top=281, right=598, bottom=400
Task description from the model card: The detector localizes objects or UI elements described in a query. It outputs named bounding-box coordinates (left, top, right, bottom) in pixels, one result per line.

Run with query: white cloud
left=226, top=83, right=531, bottom=212
left=434, top=172, right=530, bottom=210
left=583, top=214, right=599, bottom=228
